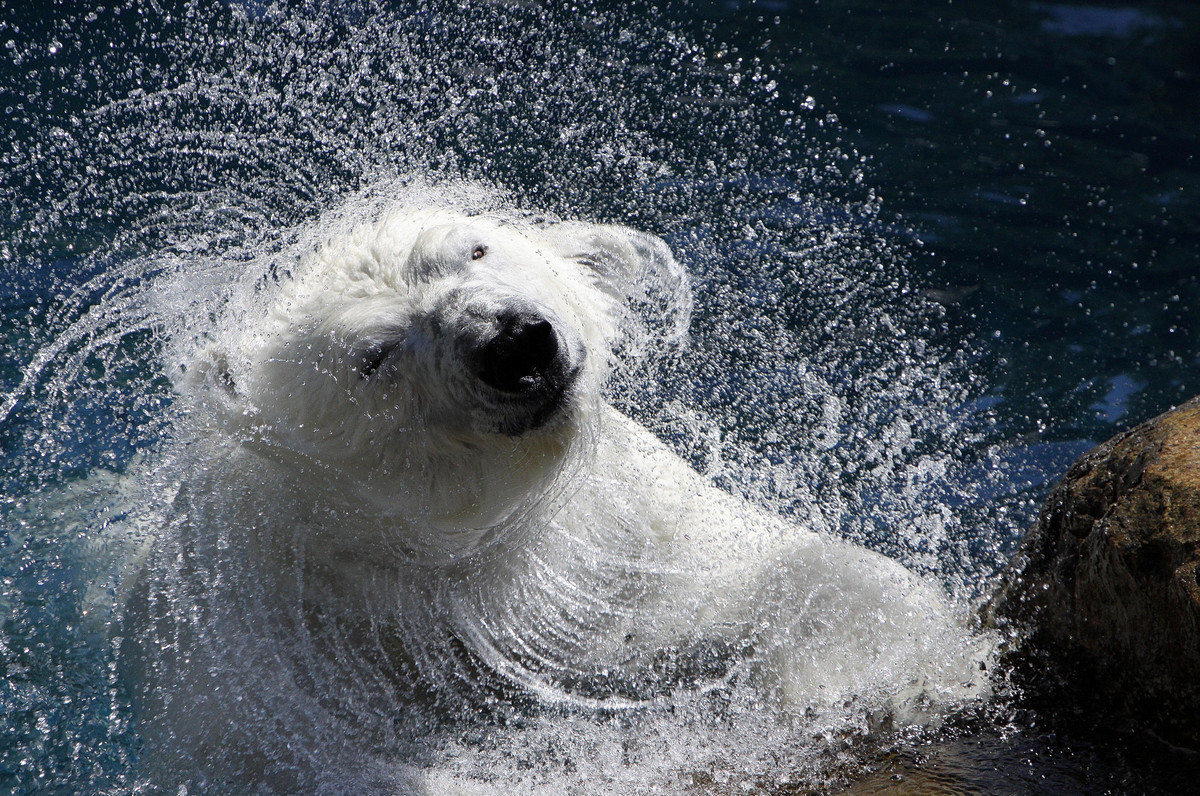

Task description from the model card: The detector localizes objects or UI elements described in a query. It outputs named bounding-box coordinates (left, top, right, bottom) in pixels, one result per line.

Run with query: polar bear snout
left=473, top=309, right=561, bottom=394
left=461, top=305, right=584, bottom=435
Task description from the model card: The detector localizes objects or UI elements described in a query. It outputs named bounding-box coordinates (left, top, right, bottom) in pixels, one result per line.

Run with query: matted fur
left=125, top=206, right=991, bottom=793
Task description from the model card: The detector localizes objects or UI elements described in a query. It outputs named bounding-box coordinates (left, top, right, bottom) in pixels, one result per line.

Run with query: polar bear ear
left=540, top=221, right=692, bottom=355
left=539, top=222, right=679, bottom=302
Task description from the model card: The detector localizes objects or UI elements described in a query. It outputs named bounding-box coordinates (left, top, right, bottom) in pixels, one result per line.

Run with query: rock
left=991, top=396, right=1200, bottom=748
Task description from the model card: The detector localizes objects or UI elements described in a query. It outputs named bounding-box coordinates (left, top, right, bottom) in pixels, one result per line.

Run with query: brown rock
left=991, top=395, right=1200, bottom=747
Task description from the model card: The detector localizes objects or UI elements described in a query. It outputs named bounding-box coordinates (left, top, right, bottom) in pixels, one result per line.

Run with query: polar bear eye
left=471, top=245, right=487, bottom=260
left=358, top=343, right=397, bottom=380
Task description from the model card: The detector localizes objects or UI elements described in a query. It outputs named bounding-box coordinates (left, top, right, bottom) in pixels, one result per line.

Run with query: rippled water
left=1, top=0, right=1197, bottom=793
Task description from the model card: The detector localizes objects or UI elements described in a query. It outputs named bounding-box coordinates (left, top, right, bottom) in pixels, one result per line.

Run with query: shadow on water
left=0, top=0, right=1198, bottom=792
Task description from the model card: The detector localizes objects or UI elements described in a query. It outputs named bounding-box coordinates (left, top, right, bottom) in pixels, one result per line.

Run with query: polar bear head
left=184, top=207, right=683, bottom=559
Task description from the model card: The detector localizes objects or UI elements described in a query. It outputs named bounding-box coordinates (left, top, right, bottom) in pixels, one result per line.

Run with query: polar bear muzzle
left=464, top=306, right=583, bottom=436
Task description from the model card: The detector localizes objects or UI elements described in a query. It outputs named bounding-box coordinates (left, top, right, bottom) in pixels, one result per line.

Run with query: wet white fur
left=131, top=207, right=991, bottom=792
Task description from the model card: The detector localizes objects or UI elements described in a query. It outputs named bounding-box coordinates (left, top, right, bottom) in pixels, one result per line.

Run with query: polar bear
left=126, top=204, right=991, bottom=792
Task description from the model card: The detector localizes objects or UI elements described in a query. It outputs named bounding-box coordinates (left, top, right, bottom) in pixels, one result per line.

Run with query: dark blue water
left=754, top=0, right=1200, bottom=442
left=1, top=0, right=1197, bottom=792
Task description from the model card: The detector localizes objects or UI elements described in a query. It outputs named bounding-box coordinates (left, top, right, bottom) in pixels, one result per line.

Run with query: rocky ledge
left=990, top=395, right=1200, bottom=748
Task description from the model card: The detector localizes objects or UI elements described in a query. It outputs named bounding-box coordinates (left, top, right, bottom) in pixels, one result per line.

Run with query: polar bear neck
left=210, top=414, right=589, bottom=573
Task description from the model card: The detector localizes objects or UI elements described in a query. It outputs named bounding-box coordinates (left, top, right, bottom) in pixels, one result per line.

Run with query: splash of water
left=0, top=1, right=1007, bottom=792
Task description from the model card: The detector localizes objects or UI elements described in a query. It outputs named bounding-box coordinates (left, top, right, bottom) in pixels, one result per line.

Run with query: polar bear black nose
left=475, top=310, right=560, bottom=393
